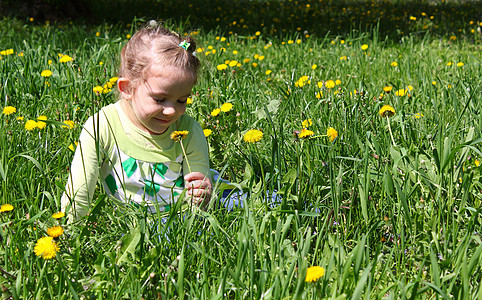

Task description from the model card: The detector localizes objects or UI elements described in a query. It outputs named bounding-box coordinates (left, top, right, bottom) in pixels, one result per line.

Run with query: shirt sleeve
left=184, top=119, right=210, bottom=177
left=60, top=113, right=107, bottom=220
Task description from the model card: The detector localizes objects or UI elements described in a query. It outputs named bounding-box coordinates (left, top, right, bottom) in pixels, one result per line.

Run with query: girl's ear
left=117, top=78, right=131, bottom=99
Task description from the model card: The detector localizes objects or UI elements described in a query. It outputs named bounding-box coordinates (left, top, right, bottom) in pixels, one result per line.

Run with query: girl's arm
left=61, top=115, right=105, bottom=220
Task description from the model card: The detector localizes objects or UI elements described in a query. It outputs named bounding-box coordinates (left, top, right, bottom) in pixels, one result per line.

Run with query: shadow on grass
left=2, top=0, right=482, bottom=40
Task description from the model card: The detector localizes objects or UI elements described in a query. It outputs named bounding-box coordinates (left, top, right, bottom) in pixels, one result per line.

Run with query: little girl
left=61, top=25, right=212, bottom=219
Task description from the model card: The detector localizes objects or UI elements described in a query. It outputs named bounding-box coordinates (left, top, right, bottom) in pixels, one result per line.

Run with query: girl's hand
left=184, top=172, right=212, bottom=209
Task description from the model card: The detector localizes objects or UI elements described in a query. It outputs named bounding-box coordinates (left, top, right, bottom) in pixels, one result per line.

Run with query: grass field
left=1, top=0, right=482, bottom=298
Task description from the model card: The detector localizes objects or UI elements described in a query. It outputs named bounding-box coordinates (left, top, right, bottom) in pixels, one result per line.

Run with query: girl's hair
left=119, top=24, right=200, bottom=93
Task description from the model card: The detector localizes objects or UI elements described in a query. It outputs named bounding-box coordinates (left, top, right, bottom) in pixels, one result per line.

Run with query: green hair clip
left=179, top=41, right=190, bottom=50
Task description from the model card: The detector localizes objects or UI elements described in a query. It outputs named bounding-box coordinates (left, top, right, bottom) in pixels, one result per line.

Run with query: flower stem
left=386, top=116, right=396, bottom=147
left=179, top=140, right=192, bottom=174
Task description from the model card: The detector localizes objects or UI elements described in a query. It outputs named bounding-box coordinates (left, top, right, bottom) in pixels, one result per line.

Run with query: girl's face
left=120, top=66, right=195, bottom=135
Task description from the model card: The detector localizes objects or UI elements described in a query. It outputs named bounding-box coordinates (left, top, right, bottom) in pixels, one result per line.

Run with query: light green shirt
left=61, top=101, right=209, bottom=219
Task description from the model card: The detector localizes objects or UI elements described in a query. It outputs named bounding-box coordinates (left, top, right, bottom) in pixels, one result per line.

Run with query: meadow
left=1, top=0, right=482, bottom=298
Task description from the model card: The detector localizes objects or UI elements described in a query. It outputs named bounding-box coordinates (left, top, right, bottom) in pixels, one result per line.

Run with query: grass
left=1, top=1, right=482, bottom=298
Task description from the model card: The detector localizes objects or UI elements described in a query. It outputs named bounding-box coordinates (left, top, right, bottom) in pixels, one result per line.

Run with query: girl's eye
left=177, top=99, right=188, bottom=104
left=154, top=98, right=165, bottom=103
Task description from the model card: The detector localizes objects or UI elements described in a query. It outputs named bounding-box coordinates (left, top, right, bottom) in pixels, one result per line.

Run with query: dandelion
left=34, top=236, right=59, bottom=259
left=325, top=80, right=335, bottom=89
left=475, top=160, right=480, bottom=167
left=62, top=120, right=75, bottom=129
left=361, top=44, right=368, bottom=50
left=170, top=130, right=189, bottom=142
left=305, top=266, right=325, bottom=282
left=457, top=62, right=464, bottom=67
left=379, top=105, right=396, bottom=146
left=299, top=128, right=314, bottom=139
left=414, top=113, right=424, bottom=119
left=217, top=64, right=227, bottom=71
left=302, top=119, right=313, bottom=128
left=0, top=49, right=14, bottom=56
left=203, top=129, right=212, bottom=137
left=446, top=62, right=453, bottom=66
left=379, top=105, right=395, bottom=118
left=220, top=103, right=233, bottom=112
left=2, top=106, right=16, bottom=115
left=395, top=89, right=406, bottom=96
left=315, top=91, right=323, bottom=99
left=47, top=226, right=64, bottom=238
left=327, top=127, right=338, bottom=142
left=93, top=86, right=103, bottom=94
left=59, top=55, right=73, bottom=63
left=0, top=204, right=14, bottom=212
left=340, top=56, right=347, bottom=60
left=25, top=120, right=37, bottom=131
left=36, top=115, right=47, bottom=129
left=41, top=70, right=52, bottom=77
left=391, top=62, right=398, bottom=67
left=265, top=70, right=272, bottom=75
left=187, top=97, right=193, bottom=105
left=432, top=81, right=437, bottom=86
left=311, top=64, right=317, bottom=70
left=211, top=108, right=221, bottom=117
left=228, top=60, right=238, bottom=67
left=52, top=211, right=65, bottom=219
left=335, top=79, right=341, bottom=85
left=383, top=86, right=393, bottom=93
left=243, top=129, right=263, bottom=143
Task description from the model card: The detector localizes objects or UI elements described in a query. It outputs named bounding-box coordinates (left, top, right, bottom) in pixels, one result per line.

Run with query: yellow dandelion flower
left=446, top=62, right=453, bottom=66
left=395, top=89, right=407, bottom=96
left=16, top=116, right=24, bottom=121
left=47, top=226, right=64, bottom=238
left=383, top=86, right=393, bottom=93
left=109, top=77, right=119, bottom=84
left=252, top=63, right=258, bottom=67
left=0, top=204, right=14, bottom=212
left=92, top=86, right=103, bottom=94
left=228, top=60, right=238, bottom=67
left=211, top=108, right=221, bottom=117
left=391, top=62, right=398, bottom=67
left=203, top=129, right=212, bottom=137
left=457, top=62, right=464, bottom=67
left=0, top=49, right=14, bottom=56
left=325, top=80, right=335, bottom=89
left=2, top=106, right=16, bottom=115
left=52, top=211, right=65, bottom=219
left=187, top=97, right=193, bottom=105
left=265, top=70, right=272, bottom=75
left=379, top=105, right=396, bottom=118
left=41, top=70, right=52, bottom=77
left=335, top=79, right=341, bottom=85
left=171, top=130, right=189, bottom=142
left=25, top=120, right=37, bottom=131
left=34, top=236, right=59, bottom=259
left=414, top=113, right=424, bottom=119
left=316, top=91, right=323, bottom=99
left=62, top=120, right=75, bottom=129
left=327, top=127, right=338, bottom=142
left=36, top=115, right=47, bottom=129
left=302, top=119, right=313, bottom=128
left=220, top=103, right=233, bottom=112
left=59, top=55, right=73, bottom=63
left=475, top=160, right=480, bottom=167
left=305, top=266, right=325, bottom=282
left=432, top=81, right=437, bottom=86
left=361, top=44, right=368, bottom=50
left=311, top=64, right=317, bottom=70
left=217, top=64, right=228, bottom=71
left=340, top=56, right=347, bottom=60
left=243, top=129, right=263, bottom=143
left=299, top=128, right=314, bottom=139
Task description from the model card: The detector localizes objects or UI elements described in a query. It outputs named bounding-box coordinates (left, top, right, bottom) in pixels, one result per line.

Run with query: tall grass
left=0, top=8, right=481, bottom=299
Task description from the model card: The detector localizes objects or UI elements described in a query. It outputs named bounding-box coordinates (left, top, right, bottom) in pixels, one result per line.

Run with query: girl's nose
left=163, top=106, right=176, bottom=116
